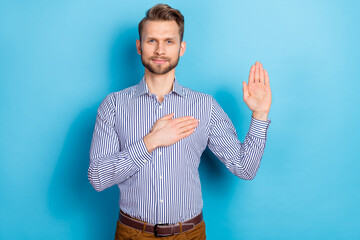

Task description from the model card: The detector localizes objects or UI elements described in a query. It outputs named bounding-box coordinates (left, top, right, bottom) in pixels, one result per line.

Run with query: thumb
left=242, top=81, right=249, bottom=99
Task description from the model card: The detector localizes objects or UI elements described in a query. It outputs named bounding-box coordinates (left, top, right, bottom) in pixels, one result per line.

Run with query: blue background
left=1, top=0, right=359, bottom=239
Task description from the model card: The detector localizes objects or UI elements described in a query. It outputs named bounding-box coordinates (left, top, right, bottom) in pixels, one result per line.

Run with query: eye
left=167, top=40, right=173, bottom=44
left=148, top=39, right=155, bottom=43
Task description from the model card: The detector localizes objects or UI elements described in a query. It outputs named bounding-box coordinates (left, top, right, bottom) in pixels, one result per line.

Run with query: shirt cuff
left=127, top=138, right=152, bottom=168
left=248, top=117, right=271, bottom=139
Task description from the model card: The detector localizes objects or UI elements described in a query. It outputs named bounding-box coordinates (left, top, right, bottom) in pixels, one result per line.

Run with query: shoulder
left=181, top=86, right=227, bottom=118
left=111, top=85, right=138, bottom=100
left=99, top=84, right=138, bottom=106
left=182, top=86, right=214, bottom=103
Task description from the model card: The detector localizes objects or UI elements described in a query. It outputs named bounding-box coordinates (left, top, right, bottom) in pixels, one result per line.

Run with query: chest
left=114, top=96, right=210, bottom=150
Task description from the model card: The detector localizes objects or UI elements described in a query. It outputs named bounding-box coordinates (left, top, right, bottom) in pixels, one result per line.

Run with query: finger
left=178, top=123, right=198, bottom=134
left=161, top=113, right=175, bottom=119
left=260, top=63, right=265, bottom=84
left=173, top=115, right=195, bottom=123
left=264, top=69, right=270, bottom=87
left=255, top=61, right=260, bottom=83
left=178, top=128, right=196, bottom=140
left=177, top=119, right=199, bottom=129
left=248, top=65, right=255, bottom=86
left=178, top=120, right=199, bottom=132
left=242, top=81, right=249, bottom=100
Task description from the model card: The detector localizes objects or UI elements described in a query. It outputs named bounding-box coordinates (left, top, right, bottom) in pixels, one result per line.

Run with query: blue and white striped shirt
left=88, top=77, right=271, bottom=224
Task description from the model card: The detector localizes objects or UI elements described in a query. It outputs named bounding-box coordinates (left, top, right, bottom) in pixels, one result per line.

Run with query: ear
left=136, top=39, right=141, bottom=55
left=179, top=41, right=186, bottom=57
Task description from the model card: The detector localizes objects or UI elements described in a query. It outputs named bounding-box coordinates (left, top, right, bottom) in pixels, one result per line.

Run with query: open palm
left=242, top=61, right=272, bottom=121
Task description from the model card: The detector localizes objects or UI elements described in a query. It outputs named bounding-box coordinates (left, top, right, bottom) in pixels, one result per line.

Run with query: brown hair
left=138, top=4, right=185, bottom=42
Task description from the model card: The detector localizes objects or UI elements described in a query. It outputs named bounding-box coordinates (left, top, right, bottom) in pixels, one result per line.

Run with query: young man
left=88, top=4, right=272, bottom=240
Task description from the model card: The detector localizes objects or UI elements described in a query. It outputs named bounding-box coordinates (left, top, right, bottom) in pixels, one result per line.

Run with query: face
left=136, top=20, right=186, bottom=75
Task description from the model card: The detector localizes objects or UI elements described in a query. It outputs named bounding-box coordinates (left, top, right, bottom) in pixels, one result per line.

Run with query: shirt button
left=159, top=176, right=163, bottom=180
left=159, top=105, right=162, bottom=109
left=158, top=222, right=162, bottom=224
left=160, top=199, right=163, bottom=203
left=159, top=151, right=162, bottom=155
left=261, top=129, right=266, bottom=132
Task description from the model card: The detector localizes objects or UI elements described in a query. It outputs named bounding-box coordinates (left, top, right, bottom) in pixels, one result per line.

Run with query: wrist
left=143, top=133, right=157, bottom=153
left=252, top=112, right=268, bottom=121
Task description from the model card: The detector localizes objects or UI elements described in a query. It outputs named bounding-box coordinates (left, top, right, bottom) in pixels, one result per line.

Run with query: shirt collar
left=133, top=76, right=186, bottom=98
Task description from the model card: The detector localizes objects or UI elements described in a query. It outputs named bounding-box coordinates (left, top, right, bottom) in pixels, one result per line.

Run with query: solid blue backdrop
left=1, top=0, right=359, bottom=239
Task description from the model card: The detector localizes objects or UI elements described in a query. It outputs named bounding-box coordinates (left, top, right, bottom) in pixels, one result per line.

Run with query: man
left=88, top=3, right=271, bottom=240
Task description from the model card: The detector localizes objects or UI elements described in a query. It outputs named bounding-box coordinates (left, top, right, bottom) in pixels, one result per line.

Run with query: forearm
left=235, top=135, right=266, bottom=180
left=88, top=138, right=151, bottom=192
left=207, top=96, right=271, bottom=180
left=233, top=117, right=270, bottom=179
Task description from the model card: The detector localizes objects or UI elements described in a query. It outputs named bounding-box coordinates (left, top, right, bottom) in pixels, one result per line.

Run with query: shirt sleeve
left=88, top=94, right=152, bottom=191
left=207, top=97, right=271, bottom=180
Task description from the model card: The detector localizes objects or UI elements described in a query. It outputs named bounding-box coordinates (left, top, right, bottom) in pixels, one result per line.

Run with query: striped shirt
left=88, top=77, right=271, bottom=224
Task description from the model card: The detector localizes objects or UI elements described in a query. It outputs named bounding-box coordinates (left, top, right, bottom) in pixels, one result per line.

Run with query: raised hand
left=143, top=113, right=199, bottom=153
left=242, top=61, right=272, bottom=121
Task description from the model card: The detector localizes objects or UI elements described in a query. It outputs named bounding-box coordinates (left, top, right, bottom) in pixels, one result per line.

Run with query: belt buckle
left=154, top=223, right=172, bottom=237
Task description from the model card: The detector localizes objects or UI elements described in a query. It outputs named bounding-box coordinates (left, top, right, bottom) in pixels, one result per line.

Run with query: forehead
left=142, top=20, right=180, bottom=39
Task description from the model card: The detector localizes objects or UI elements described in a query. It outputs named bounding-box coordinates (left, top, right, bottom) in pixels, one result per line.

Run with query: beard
left=141, top=53, right=180, bottom=75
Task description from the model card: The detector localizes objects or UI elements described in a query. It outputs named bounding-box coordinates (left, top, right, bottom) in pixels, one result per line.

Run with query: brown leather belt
left=119, top=211, right=203, bottom=237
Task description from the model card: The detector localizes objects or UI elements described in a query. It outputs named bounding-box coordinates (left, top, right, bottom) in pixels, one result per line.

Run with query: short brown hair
left=138, top=4, right=185, bottom=42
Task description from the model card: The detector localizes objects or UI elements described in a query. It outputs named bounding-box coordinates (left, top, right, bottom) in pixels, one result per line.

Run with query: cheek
left=141, top=45, right=154, bottom=55
left=169, top=47, right=181, bottom=56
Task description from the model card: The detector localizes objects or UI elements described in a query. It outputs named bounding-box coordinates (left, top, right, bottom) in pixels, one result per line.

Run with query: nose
left=155, top=42, right=165, bottom=55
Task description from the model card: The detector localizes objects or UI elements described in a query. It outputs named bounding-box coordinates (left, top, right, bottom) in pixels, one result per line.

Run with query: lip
left=152, top=59, right=168, bottom=64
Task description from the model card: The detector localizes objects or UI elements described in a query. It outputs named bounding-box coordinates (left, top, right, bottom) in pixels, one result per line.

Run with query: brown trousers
left=114, top=219, right=206, bottom=240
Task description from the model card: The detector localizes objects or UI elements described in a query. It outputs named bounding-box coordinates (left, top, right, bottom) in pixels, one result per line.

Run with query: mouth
left=151, top=58, right=168, bottom=64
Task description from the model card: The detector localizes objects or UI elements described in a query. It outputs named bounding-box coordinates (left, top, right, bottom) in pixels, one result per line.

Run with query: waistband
left=119, top=210, right=203, bottom=237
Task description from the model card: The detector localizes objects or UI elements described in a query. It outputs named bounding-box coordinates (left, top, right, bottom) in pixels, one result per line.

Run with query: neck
left=144, top=68, right=175, bottom=103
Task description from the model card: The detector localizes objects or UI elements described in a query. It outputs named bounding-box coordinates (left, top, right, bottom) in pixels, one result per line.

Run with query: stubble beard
left=141, top=53, right=180, bottom=75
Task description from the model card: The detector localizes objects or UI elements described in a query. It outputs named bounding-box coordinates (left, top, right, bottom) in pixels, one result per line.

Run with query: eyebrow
left=144, top=36, right=177, bottom=41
